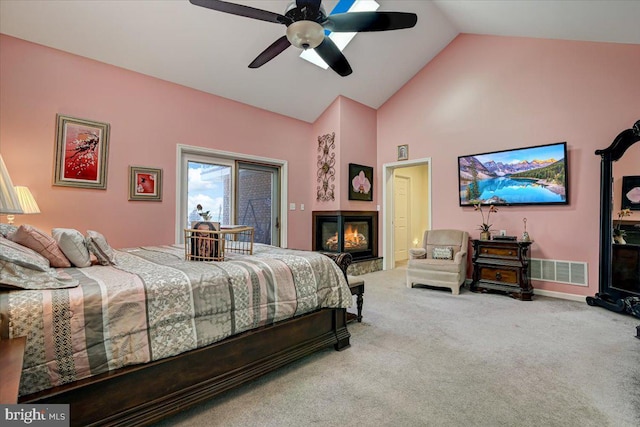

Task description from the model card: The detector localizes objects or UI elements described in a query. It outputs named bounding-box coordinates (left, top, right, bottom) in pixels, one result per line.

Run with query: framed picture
left=129, top=166, right=163, bottom=201
left=54, top=115, right=110, bottom=189
left=397, top=144, right=409, bottom=161
left=348, top=163, right=373, bottom=201
left=621, top=175, right=640, bottom=210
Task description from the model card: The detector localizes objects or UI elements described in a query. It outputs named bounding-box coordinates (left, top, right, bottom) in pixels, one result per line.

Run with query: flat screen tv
left=458, top=142, right=568, bottom=206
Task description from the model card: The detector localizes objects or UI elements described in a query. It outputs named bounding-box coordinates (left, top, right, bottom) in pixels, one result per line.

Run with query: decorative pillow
left=0, top=259, right=78, bottom=290
left=8, top=225, right=71, bottom=268
left=86, top=230, right=116, bottom=265
left=432, top=246, right=454, bottom=260
left=0, top=237, right=51, bottom=271
left=0, top=223, right=18, bottom=237
left=52, top=228, right=92, bottom=268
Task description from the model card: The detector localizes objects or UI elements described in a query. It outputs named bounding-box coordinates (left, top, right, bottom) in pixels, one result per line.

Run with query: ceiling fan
left=189, top=0, right=418, bottom=76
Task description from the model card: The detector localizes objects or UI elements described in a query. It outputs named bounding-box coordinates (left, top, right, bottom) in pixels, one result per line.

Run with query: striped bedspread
left=0, top=244, right=352, bottom=397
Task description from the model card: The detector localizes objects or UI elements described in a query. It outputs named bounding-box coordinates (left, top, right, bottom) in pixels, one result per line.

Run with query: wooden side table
left=470, top=239, right=533, bottom=300
left=0, top=336, right=26, bottom=404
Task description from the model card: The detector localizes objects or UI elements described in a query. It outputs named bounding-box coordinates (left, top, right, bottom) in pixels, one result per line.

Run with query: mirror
left=586, top=120, right=640, bottom=315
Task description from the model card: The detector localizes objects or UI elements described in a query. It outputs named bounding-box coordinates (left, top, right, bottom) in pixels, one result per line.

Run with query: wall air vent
left=530, top=258, right=587, bottom=286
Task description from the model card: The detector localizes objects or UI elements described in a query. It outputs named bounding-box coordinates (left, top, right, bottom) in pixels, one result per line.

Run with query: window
left=176, top=145, right=287, bottom=247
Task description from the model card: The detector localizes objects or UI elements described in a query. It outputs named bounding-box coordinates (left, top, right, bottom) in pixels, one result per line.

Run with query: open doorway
left=382, top=158, right=431, bottom=270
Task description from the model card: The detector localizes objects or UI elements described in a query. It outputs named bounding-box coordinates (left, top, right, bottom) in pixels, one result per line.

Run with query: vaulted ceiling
left=1, top=0, right=638, bottom=122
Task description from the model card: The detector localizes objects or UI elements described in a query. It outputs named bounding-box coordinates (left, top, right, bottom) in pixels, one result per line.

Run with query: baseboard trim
left=533, top=289, right=587, bottom=302
left=463, top=280, right=587, bottom=302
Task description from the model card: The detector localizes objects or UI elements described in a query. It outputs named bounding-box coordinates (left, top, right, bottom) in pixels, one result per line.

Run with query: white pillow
left=52, top=228, right=92, bottom=268
left=432, top=246, right=453, bottom=260
left=86, top=230, right=116, bottom=265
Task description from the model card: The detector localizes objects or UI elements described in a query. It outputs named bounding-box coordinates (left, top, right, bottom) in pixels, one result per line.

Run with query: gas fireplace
left=312, top=211, right=378, bottom=260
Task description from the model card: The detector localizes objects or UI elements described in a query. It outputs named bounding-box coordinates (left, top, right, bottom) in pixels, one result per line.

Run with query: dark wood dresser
left=470, top=239, right=533, bottom=300
left=612, top=244, right=640, bottom=296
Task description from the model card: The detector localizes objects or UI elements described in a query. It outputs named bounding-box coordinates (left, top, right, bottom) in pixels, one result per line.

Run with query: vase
left=613, top=234, right=626, bottom=245
left=480, top=231, right=491, bottom=240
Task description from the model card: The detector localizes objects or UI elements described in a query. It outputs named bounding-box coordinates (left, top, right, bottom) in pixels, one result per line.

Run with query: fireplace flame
left=343, top=224, right=367, bottom=250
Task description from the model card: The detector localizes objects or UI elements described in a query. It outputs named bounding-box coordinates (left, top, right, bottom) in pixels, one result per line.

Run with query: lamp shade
left=0, top=154, right=23, bottom=214
left=286, top=20, right=325, bottom=50
left=14, top=186, right=41, bottom=214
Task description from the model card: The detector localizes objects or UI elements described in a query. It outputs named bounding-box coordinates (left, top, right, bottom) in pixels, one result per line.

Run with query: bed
left=0, top=234, right=353, bottom=426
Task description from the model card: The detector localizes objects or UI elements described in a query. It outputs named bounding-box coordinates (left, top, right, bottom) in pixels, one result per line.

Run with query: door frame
left=382, top=157, right=432, bottom=270
left=176, top=144, right=288, bottom=247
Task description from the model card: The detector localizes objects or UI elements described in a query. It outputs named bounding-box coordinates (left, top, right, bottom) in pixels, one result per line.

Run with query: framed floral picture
left=621, top=175, right=640, bottom=210
left=54, top=114, right=110, bottom=189
left=348, top=163, right=373, bottom=201
left=129, top=166, right=163, bottom=201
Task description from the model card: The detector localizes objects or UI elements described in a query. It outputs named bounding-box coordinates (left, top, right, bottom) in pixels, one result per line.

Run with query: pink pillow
left=9, top=225, right=71, bottom=268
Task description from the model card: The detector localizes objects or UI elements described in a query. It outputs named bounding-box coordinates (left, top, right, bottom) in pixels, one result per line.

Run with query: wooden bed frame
left=19, top=307, right=350, bottom=426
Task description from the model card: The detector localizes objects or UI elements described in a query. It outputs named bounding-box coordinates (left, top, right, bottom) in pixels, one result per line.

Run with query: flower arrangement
left=474, top=203, right=498, bottom=232
left=614, top=208, right=632, bottom=237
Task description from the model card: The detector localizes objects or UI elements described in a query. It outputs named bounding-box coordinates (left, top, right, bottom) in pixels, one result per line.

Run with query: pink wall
left=377, top=34, right=640, bottom=296
left=311, top=97, right=341, bottom=212
left=310, top=96, right=378, bottom=212
left=338, top=97, right=378, bottom=209
left=0, top=35, right=312, bottom=249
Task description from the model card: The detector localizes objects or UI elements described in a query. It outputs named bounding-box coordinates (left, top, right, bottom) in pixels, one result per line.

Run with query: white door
left=394, top=175, right=410, bottom=264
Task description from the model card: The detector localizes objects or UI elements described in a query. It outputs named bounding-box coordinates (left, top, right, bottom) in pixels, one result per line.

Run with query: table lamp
left=8, top=186, right=41, bottom=224
left=0, top=154, right=24, bottom=220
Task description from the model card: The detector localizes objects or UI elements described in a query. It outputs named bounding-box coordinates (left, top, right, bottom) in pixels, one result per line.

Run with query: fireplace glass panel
left=344, top=220, right=370, bottom=252
left=321, top=220, right=339, bottom=252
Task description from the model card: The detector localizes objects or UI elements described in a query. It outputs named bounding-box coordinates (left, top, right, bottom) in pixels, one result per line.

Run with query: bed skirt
left=19, top=307, right=350, bottom=427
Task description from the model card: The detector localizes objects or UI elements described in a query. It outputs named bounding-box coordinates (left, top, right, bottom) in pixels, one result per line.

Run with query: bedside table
left=470, top=239, right=533, bottom=300
left=0, top=336, right=26, bottom=404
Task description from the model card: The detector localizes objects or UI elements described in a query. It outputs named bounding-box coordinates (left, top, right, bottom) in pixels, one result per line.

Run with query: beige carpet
left=154, top=267, right=640, bottom=427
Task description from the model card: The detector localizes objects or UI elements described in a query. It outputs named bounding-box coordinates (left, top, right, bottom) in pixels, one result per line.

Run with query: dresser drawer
left=477, top=245, right=519, bottom=259
left=478, top=266, right=518, bottom=284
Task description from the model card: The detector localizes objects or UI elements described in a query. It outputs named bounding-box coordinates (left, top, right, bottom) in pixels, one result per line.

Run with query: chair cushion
left=408, top=258, right=462, bottom=273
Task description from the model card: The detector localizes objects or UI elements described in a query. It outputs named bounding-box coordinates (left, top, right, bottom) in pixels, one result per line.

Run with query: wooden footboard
left=20, top=308, right=350, bottom=427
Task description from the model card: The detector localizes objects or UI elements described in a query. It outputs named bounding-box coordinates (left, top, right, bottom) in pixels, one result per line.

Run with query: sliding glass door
left=186, top=159, right=233, bottom=227
left=178, top=148, right=282, bottom=247
left=237, top=162, right=280, bottom=246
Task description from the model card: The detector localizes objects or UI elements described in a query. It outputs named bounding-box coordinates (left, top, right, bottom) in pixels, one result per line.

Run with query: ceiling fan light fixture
left=286, top=20, right=324, bottom=50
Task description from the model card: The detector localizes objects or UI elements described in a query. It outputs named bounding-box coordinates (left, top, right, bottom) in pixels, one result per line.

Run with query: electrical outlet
left=500, top=230, right=507, bottom=236
left=300, top=203, right=305, bottom=211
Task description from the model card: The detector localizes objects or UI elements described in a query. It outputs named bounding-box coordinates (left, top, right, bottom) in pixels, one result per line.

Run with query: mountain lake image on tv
left=458, top=142, right=568, bottom=206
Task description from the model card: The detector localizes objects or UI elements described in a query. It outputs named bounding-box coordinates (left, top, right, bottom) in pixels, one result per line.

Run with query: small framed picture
left=397, top=144, right=409, bottom=161
left=129, top=166, right=162, bottom=201
left=621, top=175, right=640, bottom=210
left=54, top=114, right=110, bottom=189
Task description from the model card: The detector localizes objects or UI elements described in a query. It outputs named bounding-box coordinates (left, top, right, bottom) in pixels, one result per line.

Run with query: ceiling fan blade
left=248, top=36, right=291, bottom=68
left=314, top=37, right=352, bottom=77
left=324, top=12, right=417, bottom=32
left=189, top=0, right=290, bottom=25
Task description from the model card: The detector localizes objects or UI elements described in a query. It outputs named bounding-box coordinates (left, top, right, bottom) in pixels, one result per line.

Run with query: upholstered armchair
left=406, top=229, right=469, bottom=295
